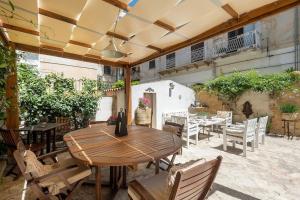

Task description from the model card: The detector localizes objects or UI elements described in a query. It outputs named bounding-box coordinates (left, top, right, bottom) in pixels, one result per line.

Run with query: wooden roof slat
left=131, top=0, right=300, bottom=67
left=40, top=44, right=63, bottom=52
left=154, top=20, right=176, bottom=32
left=147, top=45, right=162, bottom=52
left=0, top=22, right=39, bottom=36
left=39, top=8, right=77, bottom=25
left=102, top=0, right=130, bottom=12
left=106, top=31, right=129, bottom=41
left=69, top=40, right=92, bottom=48
left=14, top=42, right=128, bottom=67
left=222, top=4, right=239, bottom=19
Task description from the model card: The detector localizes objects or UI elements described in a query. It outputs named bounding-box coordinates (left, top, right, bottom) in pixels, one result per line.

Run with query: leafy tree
left=18, top=64, right=101, bottom=129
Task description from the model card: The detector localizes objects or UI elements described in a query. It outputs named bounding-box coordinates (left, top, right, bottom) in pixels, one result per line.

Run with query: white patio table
left=190, top=117, right=225, bottom=140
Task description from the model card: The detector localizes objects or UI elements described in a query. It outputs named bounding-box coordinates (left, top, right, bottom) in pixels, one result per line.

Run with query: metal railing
left=210, top=30, right=260, bottom=58
left=166, top=57, right=176, bottom=68
left=191, top=47, right=205, bottom=63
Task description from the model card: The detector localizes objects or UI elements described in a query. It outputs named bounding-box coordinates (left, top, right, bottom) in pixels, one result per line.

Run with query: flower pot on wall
left=281, top=113, right=299, bottom=121
left=135, top=108, right=152, bottom=125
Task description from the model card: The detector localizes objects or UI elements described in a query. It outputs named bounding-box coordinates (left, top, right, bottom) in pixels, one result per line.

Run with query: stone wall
left=197, top=85, right=300, bottom=136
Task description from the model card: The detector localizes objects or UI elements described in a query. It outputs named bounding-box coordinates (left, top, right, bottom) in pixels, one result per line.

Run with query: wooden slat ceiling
left=0, top=0, right=299, bottom=67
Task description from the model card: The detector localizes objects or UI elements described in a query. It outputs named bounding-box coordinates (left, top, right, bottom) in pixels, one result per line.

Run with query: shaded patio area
left=1, top=133, right=299, bottom=200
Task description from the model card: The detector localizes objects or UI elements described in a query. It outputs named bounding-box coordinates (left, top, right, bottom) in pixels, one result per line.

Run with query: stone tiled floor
left=0, top=133, right=300, bottom=200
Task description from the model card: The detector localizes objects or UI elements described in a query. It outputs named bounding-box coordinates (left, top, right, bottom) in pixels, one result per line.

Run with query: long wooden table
left=64, top=124, right=182, bottom=200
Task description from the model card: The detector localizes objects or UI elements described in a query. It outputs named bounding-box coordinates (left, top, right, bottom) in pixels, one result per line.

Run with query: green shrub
left=204, top=71, right=298, bottom=100
left=18, top=64, right=101, bottom=128
left=280, top=103, right=299, bottom=113
left=112, top=80, right=140, bottom=89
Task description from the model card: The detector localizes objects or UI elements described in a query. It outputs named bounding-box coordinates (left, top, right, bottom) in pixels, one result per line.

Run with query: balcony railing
left=166, top=57, right=175, bottom=68
left=210, top=30, right=260, bottom=58
left=191, top=47, right=205, bottom=63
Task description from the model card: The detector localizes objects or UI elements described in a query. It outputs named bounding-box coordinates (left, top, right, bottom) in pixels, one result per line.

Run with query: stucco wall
left=115, top=80, right=195, bottom=129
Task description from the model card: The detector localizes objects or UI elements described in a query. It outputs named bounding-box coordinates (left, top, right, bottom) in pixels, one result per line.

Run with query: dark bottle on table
left=115, top=111, right=122, bottom=136
left=120, top=109, right=128, bottom=136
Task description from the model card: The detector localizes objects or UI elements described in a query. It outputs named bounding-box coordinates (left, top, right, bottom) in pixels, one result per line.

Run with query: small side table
left=282, top=119, right=298, bottom=140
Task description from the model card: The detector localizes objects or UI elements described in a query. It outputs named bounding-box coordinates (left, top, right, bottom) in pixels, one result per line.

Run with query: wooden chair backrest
left=170, top=156, right=223, bottom=200
left=0, top=128, right=21, bottom=151
left=257, top=116, right=268, bottom=134
left=13, top=142, right=33, bottom=181
left=163, top=121, right=184, bottom=138
left=244, top=118, right=258, bottom=136
left=171, top=116, right=188, bottom=127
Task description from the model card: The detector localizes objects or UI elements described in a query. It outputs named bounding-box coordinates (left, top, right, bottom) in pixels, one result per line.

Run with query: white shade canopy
left=0, top=0, right=297, bottom=66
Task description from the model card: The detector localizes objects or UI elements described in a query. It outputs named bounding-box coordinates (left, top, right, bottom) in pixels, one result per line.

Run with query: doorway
left=144, top=92, right=156, bottom=128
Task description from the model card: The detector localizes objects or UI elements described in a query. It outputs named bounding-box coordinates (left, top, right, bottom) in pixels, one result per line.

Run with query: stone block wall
left=196, top=85, right=300, bottom=136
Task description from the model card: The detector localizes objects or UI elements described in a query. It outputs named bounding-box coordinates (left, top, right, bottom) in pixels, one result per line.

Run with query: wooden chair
left=55, top=117, right=71, bottom=135
left=223, top=118, right=257, bottom=157
left=171, top=115, right=199, bottom=149
left=13, top=142, right=91, bottom=200
left=129, top=156, right=223, bottom=200
left=147, top=121, right=184, bottom=171
left=0, top=128, right=44, bottom=178
left=255, top=116, right=268, bottom=148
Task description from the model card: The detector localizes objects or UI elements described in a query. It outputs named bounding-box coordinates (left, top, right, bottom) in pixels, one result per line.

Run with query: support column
left=5, top=43, right=19, bottom=129
left=124, top=66, right=132, bottom=125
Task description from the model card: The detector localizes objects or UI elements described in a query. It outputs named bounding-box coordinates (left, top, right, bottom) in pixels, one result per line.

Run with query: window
left=191, top=42, right=204, bottom=63
left=149, top=60, right=156, bottom=69
left=104, top=66, right=111, bottom=75
left=166, top=53, right=175, bottom=68
left=227, top=27, right=244, bottom=53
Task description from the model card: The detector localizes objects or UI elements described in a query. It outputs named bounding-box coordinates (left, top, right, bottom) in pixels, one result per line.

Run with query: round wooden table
left=64, top=124, right=182, bottom=200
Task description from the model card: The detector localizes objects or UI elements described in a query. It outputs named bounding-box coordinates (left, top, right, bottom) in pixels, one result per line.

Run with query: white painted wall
left=95, top=97, right=113, bottom=121
left=116, top=80, right=195, bottom=129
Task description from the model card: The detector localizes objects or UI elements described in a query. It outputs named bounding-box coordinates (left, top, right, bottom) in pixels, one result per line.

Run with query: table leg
left=96, top=166, right=101, bottom=200
left=155, top=159, right=159, bottom=174
left=27, top=132, right=30, bottom=144
left=40, top=132, right=44, bottom=155
left=52, top=128, right=56, bottom=151
left=287, top=121, right=290, bottom=140
left=121, top=166, right=127, bottom=188
left=46, top=131, right=50, bottom=153
left=33, top=132, right=37, bottom=143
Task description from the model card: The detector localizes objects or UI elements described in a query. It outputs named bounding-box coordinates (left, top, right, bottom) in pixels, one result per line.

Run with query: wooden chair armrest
left=129, top=180, right=156, bottom=200
left=37, top=148, right=68, bottom=161
left=34, top=164, right=79, bottom=183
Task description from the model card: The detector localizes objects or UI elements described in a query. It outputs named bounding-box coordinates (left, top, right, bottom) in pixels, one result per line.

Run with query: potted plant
left=135, top=97, right=152, bottom=125
left=107, top=115, right=118, bottom=125
left=280, top=103, right=299, bottom=121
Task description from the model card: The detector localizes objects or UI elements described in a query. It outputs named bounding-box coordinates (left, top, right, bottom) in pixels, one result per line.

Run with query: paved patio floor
left=0, top=133, right=299, bottom=200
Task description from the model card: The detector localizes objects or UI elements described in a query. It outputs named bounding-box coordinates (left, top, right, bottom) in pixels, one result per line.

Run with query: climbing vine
left=200, top=70, right=299, bottom=100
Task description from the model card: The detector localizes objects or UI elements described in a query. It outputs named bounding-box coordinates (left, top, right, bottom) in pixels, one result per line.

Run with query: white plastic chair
left=171, top=115, right=199, bottom=149
left=255, top=116, right=268, bottom=148
left=223, top=118, right=257, bottom=157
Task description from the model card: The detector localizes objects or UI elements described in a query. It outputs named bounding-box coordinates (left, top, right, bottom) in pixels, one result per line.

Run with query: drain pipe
left=294, top=6, right=299, bottom=71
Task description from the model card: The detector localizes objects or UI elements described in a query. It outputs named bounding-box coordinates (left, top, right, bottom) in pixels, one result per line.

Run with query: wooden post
left=5, top=43, right=19, bottom=129
left=124, top=66, right=132, bottom=125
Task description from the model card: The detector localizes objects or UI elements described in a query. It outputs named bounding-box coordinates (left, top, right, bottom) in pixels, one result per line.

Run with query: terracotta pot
left=281, top=113, right=299, bottom=121
left=135, top=108, right=152, bottom=125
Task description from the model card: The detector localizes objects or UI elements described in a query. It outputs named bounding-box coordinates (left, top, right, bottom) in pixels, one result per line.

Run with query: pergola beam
left=131, top=0, right=300, bottom=67
left=124, top=65, right=132, bottom=125
left=106, top=31, right=129, bottom=41
left=102, top=0, right=130, bottom=12
left=39, top=8, right=77, bottom=25
left=222, top=4, right=239, bottom=19
left=0, top=22, right=39, bottom=36
left=14, top=42, right=128, bottom=67
left=69, top=40, right=92, bottom=48
left=154, top=20, right=176, bottom=32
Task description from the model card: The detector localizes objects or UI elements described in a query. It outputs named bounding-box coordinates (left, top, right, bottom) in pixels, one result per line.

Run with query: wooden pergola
left=1, top=0, right=299, bottom=129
